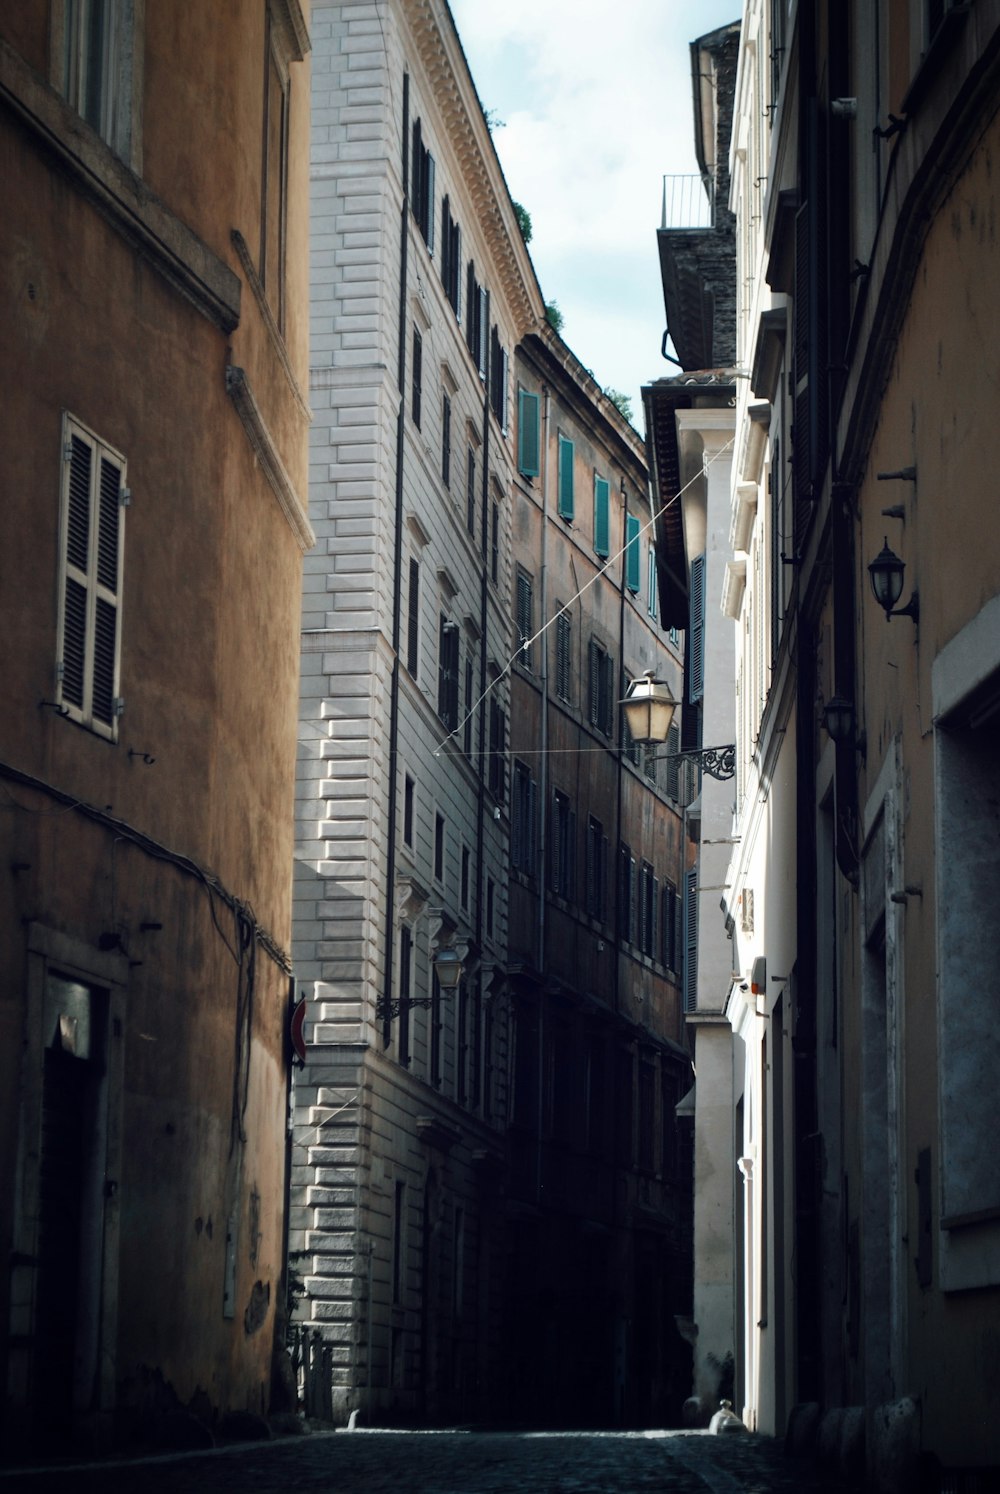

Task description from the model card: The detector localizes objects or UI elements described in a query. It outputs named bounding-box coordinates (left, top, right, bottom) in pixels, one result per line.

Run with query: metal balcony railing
left=660, top=173, right=713, bottom=230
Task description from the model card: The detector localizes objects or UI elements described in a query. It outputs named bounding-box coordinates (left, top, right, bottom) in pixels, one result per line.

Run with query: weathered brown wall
left=0, top=0, right=309, bottom=1445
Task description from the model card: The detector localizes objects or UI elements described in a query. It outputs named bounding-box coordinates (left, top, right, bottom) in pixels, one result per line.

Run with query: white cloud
left=450, top=0, right=740, bottom=417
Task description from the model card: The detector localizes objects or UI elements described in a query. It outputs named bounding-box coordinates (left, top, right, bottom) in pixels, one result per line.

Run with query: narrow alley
left=0, top=1428, right=838, bottom=1494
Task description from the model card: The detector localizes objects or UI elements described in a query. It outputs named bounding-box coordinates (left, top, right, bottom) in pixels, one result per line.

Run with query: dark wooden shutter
left=588, top=640, right=599, bottom=725
left=407, top=558, right=420, bottom=675
left=683, top=869, right=698, bottom=1011
left=516, top=571, right=533, bottom=668
left=556, top=613, right=571, bottom=700
left=518, top=389, right=540, bottom=476
left=62, top=434, right=92, bottom=711
left=688, top=553, right=705, bottom=703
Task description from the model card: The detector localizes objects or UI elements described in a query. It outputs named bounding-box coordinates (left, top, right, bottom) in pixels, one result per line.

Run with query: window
left=430, top=971, right=442, bottom=1087
left=551, top=790, right=576, bottom=900
left=557, top=434, right=574, bottom=520
left=625, top=513, right=641, bottom=592
left=665, top=723, right=681, bottom=801
left=648, top=544, right=658, bottom=617
left=619, top=844, right=637, bottom=944
left=555, top=611, right=572, bottom=702
left=512, top=761, right=537, bottom=875
left=398, top=926, right=412, bottom=1067
left=57, top=414, right=126, bottom=738
left=516, top=569, right=533, bottom=671
left=639, top=862, right=657, bottom=958
left=661, top=880, right=680, bottom=972
left=466, top=447, right=476, bottom=536
left=593, top=474, right=610, bottom=558
left=689, top=553, right=706, bottom=703
left=463, top=657, right=473, bottom=756
left=466, top=262, right=486, bottom=375
left=434, top=812, right=445, bottom=883
left=441, top=393, right=451, bottom=488
left=403, top=774, right=415, bottom=847
left=621, top=675, right=640, bottom=766
left=683, top=868, right=698, bottom=1010
left=489, top=325, right=508, bottom=430
left=440, top=195, right=461, bottom=315
left=491, top=501, right=499, bottom=584
left=488, top=701, right=506, bottom=803
left=406, top=558, right=420, bottom=676
left=588, top=640, right=614, bottom=738
left=638, top=1063, right=655, bottom=1172
left=518, top=389, right=540, bottom=477
left=461, top=845, right=470, bottom=910
left=411, top=326, right=422, bottom=429
left=585, top=816, right=607, bottom=922
left=486, top=877, right=495, bottom=939
left=438, top=617, right=459, bottom=730
left=411, top=117, right=435, bottom=250
left=61, top=0, right=135, bottom=160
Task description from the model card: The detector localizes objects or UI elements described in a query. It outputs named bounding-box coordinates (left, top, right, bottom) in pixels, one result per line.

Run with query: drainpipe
left=475, top=308, right=491, bottom=1106
left=380, top=72, right=410, bottom=1041
left=537, top=386, right=551, bottom=975
left=612, top=482, right=628, bottom=1020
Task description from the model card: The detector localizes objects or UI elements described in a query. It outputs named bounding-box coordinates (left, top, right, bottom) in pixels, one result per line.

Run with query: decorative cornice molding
left=404, top=0, right=543, bottom=341
left=225, top=365, right=315, bottom=552
left=0, top=40, right=241, bottom=334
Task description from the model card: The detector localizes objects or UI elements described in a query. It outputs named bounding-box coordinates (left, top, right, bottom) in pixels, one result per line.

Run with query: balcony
left=661, top=173, right=713, bottom=231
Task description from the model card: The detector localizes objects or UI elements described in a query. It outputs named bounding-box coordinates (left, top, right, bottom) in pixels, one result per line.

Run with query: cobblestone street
left=0, top=1428, right=841, bottom=1493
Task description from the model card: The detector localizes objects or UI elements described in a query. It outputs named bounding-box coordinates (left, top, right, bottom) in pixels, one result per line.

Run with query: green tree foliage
left=513, top=201, right=532, bottom=244
left=545, top=300, right=564, bottom=334
left=605, top=387, right=634, bottom=423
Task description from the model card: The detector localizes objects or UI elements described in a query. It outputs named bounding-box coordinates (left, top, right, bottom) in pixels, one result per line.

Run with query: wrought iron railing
left=660, top=174, right=713, bottom=230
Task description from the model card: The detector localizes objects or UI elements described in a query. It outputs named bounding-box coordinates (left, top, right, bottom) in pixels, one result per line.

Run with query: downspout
left=476, top=303, right=491, bottom=1105
left=613, top=482, right=628, bottom=1019
left=381, top=69, right=409, bottom=1097
left=537, top=386, right=551, bottom=975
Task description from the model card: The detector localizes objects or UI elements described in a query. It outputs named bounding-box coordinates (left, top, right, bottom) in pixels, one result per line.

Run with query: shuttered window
left=661, top=880, right=680, bottom=972
left=683, top=868, right=698, bottom=1011
left=512, top=761, right=537, bottom=875
left=57, top=415, right=126, bottom=739
left=438, top=616, right=459, bottom=730
left=555, top=611, right=571, bottom=702
left=557, top=434, right=574, bottom=520
left=593, top=475, right=610, bottom=557
left=411, top=118, right=435, bottom=251
left=466, top=447, right=476, bottom=536
left=411, top=326, right=423, bottom=429
left=406, top=558, right=420, bottom=676
left=551, top=790, right=576, bottom=900
left=441, top=394, right=451, bottom=488
left=688, top=552, right=705, bottom=703
left=586, top=817, right=608, bottom=922
left=517, top=389, right=540, bottom=477
left=516, top=569, right=533, bottom=670
left=588, top=640, right=614, bottom=738
left=440, top=194, right=461, bottom=316
left=625, top=513, right=641, bottom=592
left=647, top=543, right=658, bottom=617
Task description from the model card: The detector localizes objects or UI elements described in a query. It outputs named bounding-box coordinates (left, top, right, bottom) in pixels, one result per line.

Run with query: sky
left=448, top=0, right=741, bottom=431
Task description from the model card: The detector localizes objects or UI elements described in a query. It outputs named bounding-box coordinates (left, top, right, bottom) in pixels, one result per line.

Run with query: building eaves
left=412, top=0, right=545, bottom=340
left=642, top=370, right=736, bottom=629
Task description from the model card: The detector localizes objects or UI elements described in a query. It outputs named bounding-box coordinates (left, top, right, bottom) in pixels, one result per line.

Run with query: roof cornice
left=404, top=0, right=544, bottom=340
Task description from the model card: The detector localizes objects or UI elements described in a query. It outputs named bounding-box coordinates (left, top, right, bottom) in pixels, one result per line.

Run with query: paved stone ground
left=0, top=1427, right=843, bottom=1493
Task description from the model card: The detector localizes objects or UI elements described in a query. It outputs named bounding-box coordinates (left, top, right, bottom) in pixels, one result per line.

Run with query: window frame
left=56, top=412, right=126, bottom=740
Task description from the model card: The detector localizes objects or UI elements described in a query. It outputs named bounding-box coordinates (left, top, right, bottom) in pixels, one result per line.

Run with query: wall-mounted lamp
left=868, top=538, right=919, bottom=623
left=822, top=695, right=866, bottom=757
left=620, top=673, right=736, bottom=780
left=375, top=944, right=465, bottom=1023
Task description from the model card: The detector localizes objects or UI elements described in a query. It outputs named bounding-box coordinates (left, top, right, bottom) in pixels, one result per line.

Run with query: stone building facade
left=504, top=330, right=693, bottom=1428
left=718, top=0, right=1000, bottom=1483
left=292, top=0, right=542, bottom=1425
left=0, top=0, right=312, bottom=1450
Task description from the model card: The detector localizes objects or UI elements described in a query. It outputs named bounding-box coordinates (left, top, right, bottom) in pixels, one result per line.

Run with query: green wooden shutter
left=518, top=389, right=539, bottom=476
left=558, top=435, right=574, bottom=520
left=625, top=514, right=641, bottom=592
left=593, top=475, right=610, bottom=557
